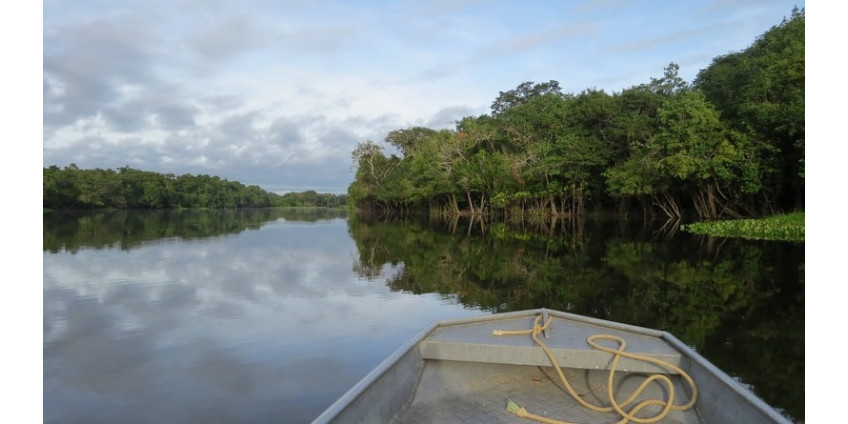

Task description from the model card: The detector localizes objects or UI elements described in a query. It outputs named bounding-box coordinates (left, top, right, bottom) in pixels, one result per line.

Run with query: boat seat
left=417, top=316, right=687, bottom=374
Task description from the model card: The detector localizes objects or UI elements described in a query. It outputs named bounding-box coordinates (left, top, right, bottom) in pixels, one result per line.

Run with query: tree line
left=348, top=8, right=804, bottom=220
left=43, top=165, right=347, bottom=210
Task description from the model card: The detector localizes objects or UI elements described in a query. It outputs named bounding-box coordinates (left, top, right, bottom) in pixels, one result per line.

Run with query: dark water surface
left=43, top=209, right=804, bottom=423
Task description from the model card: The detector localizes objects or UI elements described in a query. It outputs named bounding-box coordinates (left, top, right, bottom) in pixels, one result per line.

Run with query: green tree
left=695, top=7, right=804, bottom=211
left=603, top=67, right=677, bottom=218
left=348, top=141, right=401, bottom=212
left=44, top=166, right=289, bottom=210
left=385, top=126, right=438, bottom=158
left=490, top=80, right=564, bottom=117
left=652, top=90, right=760, bottom=218
left=405, top=129, right=463, bottom=214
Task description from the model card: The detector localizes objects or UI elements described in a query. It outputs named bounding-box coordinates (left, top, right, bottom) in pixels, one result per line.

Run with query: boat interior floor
left=390, top=359, right=702, bottom=424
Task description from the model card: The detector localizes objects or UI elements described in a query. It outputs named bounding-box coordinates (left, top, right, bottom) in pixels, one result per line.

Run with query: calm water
left=43, top=209, right=804, bottom=423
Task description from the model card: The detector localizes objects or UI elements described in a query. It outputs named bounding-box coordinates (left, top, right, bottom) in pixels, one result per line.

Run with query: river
left=43, top=209, right=804, bottom=423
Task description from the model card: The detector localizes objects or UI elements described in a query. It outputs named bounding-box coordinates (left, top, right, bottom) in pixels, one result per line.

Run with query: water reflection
left=43, top=210, right=484, bottom=423
left=43, top=210, right=803, bottom=423
left=43, top=208, right=348, bottom=253
left=348, top=215, right=804, bottom=422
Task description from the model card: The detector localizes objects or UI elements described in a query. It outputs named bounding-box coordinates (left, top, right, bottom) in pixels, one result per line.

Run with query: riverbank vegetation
left=43, top=165, right=347, bottom=210
left=348, top=8, right=804, bottom=222
left=681, top=212, right=804, bottom=242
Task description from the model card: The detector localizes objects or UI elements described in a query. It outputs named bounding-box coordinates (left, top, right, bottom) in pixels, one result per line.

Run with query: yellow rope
left=493, top=314, right=698, bottom=424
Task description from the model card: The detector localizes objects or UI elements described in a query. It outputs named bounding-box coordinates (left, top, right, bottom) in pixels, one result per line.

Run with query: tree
left=405, top=129, right=461, bottom=211
left=602, top=80, right=668, bottom=217
left=648, top=62, right=688, bottom=96
left=652, top=90, right=759, bottom=218
left=490, top=80, right=564, bottom=117
left=346, top=11, right=804, bottom=219
left=43, top=166, right=288, bottom=210
left=695, top=8, right=804, bottom=211
left=385, top=126, right=437, bottom=158
left=559, top=89, right=618, bottom=214
left=348, top=141, right=400, bottom=212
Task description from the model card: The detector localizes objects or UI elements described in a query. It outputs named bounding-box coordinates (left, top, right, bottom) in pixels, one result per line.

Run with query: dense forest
left=347, top=8, right=804, bottom=220
left=43, top=165, right=347, bottom=210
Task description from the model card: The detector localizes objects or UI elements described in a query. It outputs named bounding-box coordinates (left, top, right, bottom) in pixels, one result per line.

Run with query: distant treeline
left=43, top=165, right=347, bottom=210
left=348, top=8, right=804, bottom=220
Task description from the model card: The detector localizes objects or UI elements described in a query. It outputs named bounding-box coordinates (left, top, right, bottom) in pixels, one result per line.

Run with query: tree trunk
left=652, top=193, right=681, bottom=220
left=549, top=194, right=558, bottom=216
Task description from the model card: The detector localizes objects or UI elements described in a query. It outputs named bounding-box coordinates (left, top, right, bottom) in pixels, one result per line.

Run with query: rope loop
left=495, top=313, right=698, bottom=424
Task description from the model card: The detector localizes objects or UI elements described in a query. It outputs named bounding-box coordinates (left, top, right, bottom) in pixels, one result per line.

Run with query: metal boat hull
left=312, top=309, right=790, bottom=424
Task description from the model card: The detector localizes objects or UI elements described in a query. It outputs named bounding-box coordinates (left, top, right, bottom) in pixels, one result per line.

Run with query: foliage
left=275, top=190, right=347, bottom=208
left=680, top=212, right=804, bottom=241
left=43, top=165, right=346, bottom=210
left=347, top=9, right=804, bottom=221
left=490, top=80, right=564, bottom=117
left=695, top=7, right=805, bottom=209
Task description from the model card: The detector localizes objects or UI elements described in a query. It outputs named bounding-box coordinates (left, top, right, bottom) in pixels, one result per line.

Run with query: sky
left=41, top=0, right=806, bottom=195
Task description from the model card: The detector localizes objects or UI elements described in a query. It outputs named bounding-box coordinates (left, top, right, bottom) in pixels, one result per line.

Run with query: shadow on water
left=347, top=214, right=804, bottom=423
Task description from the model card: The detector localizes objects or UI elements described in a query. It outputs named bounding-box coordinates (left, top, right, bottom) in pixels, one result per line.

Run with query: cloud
left=43, top=216, right=488, bottom=421
left=476, top=22, right=597, bottom=61
left=186, top=15, right=265, bottom=60
left=600, top=21, right=735, bottom=55
left=425, top=105, right=479, bottom=129
left=43, top=0, right=805, bottom=194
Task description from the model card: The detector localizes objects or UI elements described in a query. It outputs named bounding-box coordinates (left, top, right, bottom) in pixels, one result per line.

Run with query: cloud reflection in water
left=43, top=218, right=484, bottom=423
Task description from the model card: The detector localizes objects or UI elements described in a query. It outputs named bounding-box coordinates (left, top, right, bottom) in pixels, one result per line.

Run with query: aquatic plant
left=681, top=212, right=804, bottom=242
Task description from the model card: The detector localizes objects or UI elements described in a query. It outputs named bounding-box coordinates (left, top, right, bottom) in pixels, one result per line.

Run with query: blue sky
left=42, top=0, right=805, bottom=194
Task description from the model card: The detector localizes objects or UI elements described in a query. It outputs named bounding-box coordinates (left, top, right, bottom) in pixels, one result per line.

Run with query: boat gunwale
left=310, top=321, right=439, bottom=424
left=660, top=332, right=792, bottom=424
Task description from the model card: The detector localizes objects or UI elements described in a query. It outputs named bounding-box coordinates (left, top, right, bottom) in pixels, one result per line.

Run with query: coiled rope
left=492, top=314, right=697, bottom=424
